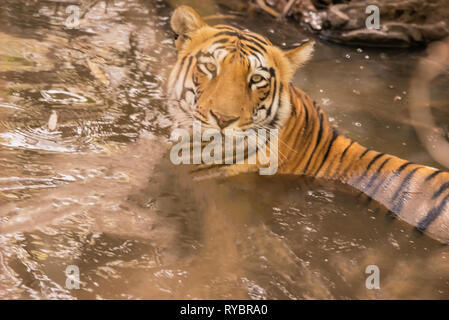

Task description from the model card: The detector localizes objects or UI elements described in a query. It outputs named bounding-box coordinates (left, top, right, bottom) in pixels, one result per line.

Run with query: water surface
left=0, top=0, right=449, bottom=299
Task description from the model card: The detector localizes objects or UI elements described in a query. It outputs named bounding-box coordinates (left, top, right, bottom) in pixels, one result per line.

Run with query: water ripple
left=40, top=90, right=88, bottom=105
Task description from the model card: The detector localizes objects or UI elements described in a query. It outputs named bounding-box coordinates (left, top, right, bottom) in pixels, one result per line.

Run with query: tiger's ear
left=171, top=6, right=206, bottom=50
left=284, top=41, right=315, bottom=70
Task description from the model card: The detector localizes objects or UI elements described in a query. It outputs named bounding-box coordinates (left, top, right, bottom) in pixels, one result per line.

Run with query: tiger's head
left=167, top=6, right=314, bottom=132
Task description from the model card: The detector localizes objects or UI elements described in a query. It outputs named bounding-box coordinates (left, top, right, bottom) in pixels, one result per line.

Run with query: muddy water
left=0, top=0, right=449, bottom=299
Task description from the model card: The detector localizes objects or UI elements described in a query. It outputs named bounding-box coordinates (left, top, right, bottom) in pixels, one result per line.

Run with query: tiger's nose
left=210, top=110, right=240, bottom=129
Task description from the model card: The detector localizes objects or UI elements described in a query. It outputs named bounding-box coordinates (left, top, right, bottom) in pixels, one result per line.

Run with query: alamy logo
left=170, top=121, right=279, bottom=175
left=365, top=265, right=380, bottom=290
left=365, top=5, right=380, bottom=30
left=65, top=265, right=80, bottom=290
left=65, top=5, right=80, bottom=30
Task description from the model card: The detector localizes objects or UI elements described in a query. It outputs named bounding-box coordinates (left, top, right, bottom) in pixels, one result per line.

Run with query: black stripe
left=213, top=31, right=268, bottom=53
left=196, top=65, right=208, bottom=76
left=239, top=47, right=251, bottom=57
left=432, top=181, right=449, bottom=200
left=245, top=44, right=265, bottom=57
left=215, top=28, right=270, bottom=46
left=394, top=162, right=413, bottom=176
left=340, top=141, right=355, bottom=161
left=212, top=38, right=230, bottom=45
left=196, top=51, right=212, bottom=60
left=192, top=73, right=199, bottom=86
left=259, top=90, right=270, bottom=100
left=365, top=152, right=385, bottom=170
left=303, top=113, right=324, bottom=173
left=339, top=142, right=364, bottom=179
left=370, top=162, right=413, bottom=198
left=244, top=32, right=270, bottom=46
left=425, top=170, right=443, bottom=182
left=269, top=83, right=283, bottom=128
left=265, top=79, right=276, bottom=117
left=213, top=31, right=238, bottom=37
left=314, top=129, right=339, bottom=175
left=248, top=51, right=263, bottom=65
left=391, top=167, right=420, bottom=215
left=303, top=102, right=309, bottom=128
left=266, top=69, right=278, bottom=117
left=258, top=83, right=270, bottom=90
left=359, top=148, right=372, bottom=159
left=417, top=194, right=449, bottom=232
left=180, top=87, right=196, bottom=101
left=270, top=112, right=280, bottom=128
left=364, top=157, right=392, bottom=191
left=355, top=153, right=385, bottom=184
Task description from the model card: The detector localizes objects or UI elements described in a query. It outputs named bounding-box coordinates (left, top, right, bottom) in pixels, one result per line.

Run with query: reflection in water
left=409, top=36, right=449, bottom=169
left=40, top=90, right=88, bottom=104
left=0, top=0, right=448, bottom=299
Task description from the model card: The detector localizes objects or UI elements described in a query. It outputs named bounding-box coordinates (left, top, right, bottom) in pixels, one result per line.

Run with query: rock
left=293, top=0, right=449, bottom=47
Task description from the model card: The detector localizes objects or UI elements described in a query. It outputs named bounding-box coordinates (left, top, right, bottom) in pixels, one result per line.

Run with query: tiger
left=167, top=6, right=449, bottom=243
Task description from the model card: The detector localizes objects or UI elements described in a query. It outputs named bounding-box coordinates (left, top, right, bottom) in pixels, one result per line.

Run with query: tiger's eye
left=251, top=74, right=263, bottom=83
left=206, top=63, right=216, bottom=72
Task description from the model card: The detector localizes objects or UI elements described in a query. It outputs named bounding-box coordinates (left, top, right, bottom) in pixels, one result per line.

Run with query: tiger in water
left=167, top=6, right=449, bottom=243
